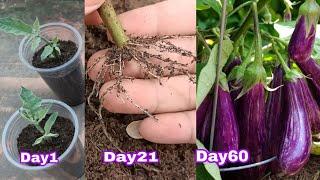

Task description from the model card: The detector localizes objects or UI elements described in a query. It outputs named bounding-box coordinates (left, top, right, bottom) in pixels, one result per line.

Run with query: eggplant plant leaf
left=196, top=39, right=233, bottom=107
left=44, top=112, right=58, bottom=135
left=196, top=140, right=222, bottom=180
left=31, top=36, right=41, bottom=52
left=41, top=45, right=54, bottom=61
left=0, top=17, right=33, bottom=36
left=32, top=17, right=40, bottom=34
left=32, top=136, right=44, bottom=146
left=197, top=0, right=221, bottom=15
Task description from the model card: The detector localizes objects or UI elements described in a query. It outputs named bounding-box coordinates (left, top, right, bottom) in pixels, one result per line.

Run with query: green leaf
left=32, top=17, right=40, bottom=35
left=41, top=45, right=54, bottom=61
left=45, top=133, right=59, bottom=138
left=32, top=136, right=44, bottom=146
left=196, top=140, right=221, bottom=180
left=0, top=17, right=33, bottom=36
left=197, top=0, right=221, bottom=15
left=31, top=36, right=41, bottom=52
left=196, top=39, right=233, bottom=107
left=196, top=139, right=206, bottom=149
left=44, top=112, right=58, bottom=135
left=20, top=87, right=42, bottom=112
left=197, top=164, right=215, bottom=180
left=54, top=46, right=61, bottom=55
left=204, top=162, right=222, bottom=180
left=34, top=106, right=51, bottom=124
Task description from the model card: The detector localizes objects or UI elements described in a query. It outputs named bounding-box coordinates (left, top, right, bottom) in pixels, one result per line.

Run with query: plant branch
left=271, top=40, right=291, bottom=73
left=228, top=1, right=253, bottom=17
left=98, top=0, right=129, bottom=47
left=231, top=0, right=271, bottom=44
left=252, top=2, right=263, bottom=64
left=209, top=0, right=228, bottom=151
left=197, top=29, right=211, bottom=52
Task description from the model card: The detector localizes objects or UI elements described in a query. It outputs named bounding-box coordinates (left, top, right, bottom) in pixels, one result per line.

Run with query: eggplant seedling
left=19, top=87, right=59, bottom=146
left=0, top=17, right=61, bottom=61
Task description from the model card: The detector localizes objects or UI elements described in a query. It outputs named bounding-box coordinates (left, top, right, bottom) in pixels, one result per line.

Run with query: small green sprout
left=19, top=87, right=59, bottom=146
left=0, top=17, right=61, bottom=61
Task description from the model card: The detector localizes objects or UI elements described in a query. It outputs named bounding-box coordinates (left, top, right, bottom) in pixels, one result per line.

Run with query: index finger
left=85, top=0, right=195, bottom=36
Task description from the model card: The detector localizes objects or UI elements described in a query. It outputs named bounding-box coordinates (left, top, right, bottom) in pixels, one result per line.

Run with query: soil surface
left=17, top=114, right=74, bottom=165
left=85, top=0, right=195, bottom=179
left=32, top=40, right=77, bottom=68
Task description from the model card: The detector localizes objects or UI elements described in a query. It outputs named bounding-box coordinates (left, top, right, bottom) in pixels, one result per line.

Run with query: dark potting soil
left=32, top=40, right=77, bottom=68
left=17, top=114, right=75, bottom=165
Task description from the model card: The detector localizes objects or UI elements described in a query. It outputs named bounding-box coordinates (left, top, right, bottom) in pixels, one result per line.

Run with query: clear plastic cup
left=19, top=22, right=85, bottom=106
left=2, top=99, right=84, bottom=179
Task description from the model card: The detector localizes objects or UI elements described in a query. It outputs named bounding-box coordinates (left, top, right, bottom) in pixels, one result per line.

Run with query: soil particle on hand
left=32, top=40, right=77, bottom=68
left=17, top=114, right=75, bottom=164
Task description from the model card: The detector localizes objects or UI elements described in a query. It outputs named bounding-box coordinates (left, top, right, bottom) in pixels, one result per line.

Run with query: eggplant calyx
left=236, top=61, right=267, bottom=99
left=284, top=69, right=303, bottom=82
left=299, top=0, right=320, bottom=33
left=219, top=72, right=229, bottom=92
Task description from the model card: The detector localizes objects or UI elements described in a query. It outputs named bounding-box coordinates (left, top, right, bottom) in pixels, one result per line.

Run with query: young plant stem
left=231, top=0, right=271, bottom=44
left=98, top=0, right=129, bottom=47
left=196, top=29, right=211, bottom=52
left=272, top=40, right=291, bottom=73
left=34, top=123, right=44, bottom=134
left=252, top=1, right=263, bottom=64
left=209, top=0, right=228, bottom=151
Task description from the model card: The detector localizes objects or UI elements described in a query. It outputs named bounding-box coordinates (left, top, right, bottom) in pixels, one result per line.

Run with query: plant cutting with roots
left=86, top=0, right=195, bottom=122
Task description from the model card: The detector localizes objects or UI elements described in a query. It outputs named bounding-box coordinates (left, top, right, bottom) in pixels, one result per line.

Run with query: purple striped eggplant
left=298, top=58, right=320, bottom=133
left=278, top=78, right=312, bottom=175
left=288, top=16, right=316, bottom=63
left=196, top=94, right=213, bottom=134
left=288, top=0, right=320, bottom=62
left=213, top=86, right=239, bottom=151
left=197, top=94, right=213, bottom=148
left=301, top=78, right=320, bottom=134
left=238, top=83, right=267, bottom=179
left=196, top=87, right=239, bottom=151
left=265, top=67, right=284, bottom=172
left=298, top=58, right=320, bottom=104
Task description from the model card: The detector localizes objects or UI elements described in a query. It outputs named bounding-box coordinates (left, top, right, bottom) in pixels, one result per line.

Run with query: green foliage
left=33, top=112, right=59, bottom=146
left=0, top=17, right=61, bottom=62
left=19, top=87, right=59, bottom=146
left=196, top=39, right=233, bottom=107
left=196, top=140, right=222, bottom=180
left=0, top=17, right=33, bottom=36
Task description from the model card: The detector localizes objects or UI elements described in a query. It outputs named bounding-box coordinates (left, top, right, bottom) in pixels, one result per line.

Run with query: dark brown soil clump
left=17, top=114, right=75, bottom=162
left=32, top=40, right=77, bottom=68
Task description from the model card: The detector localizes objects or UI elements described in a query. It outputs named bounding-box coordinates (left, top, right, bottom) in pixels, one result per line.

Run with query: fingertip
left=139, top=111, right=195, bottom=144
left=85, top=0, right=105, bottom=15
left=87, top=49, right=108, bottom=81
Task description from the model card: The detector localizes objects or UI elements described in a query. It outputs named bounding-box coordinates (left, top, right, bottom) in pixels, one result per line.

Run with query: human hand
left=87, top=0, right=196, bottom=144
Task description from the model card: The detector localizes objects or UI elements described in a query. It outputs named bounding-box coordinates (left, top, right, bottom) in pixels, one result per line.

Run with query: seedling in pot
left=19, top=87, right=59, bottom=146
left=0, top=17, right=61, bottom=60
